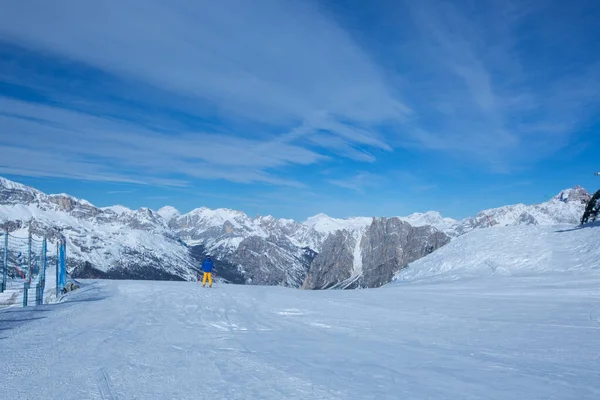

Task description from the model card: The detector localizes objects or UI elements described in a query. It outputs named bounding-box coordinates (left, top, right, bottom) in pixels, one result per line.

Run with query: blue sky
left=0, top=0, right=599, bottom=221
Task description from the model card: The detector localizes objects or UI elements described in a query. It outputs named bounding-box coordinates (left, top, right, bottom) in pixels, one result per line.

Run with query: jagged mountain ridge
left=447, top=186, right=590, bottom=236
left=0, top=177, right=331, bottom=285
left=303, top=218, right=450, bottom=289
left=0, top=177, right=591, bottom=288
left=0, top=177, right=196, bottom=281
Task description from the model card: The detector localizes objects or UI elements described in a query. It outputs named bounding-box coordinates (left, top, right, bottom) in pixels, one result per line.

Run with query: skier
left=201, top=255, right=214, bottom=288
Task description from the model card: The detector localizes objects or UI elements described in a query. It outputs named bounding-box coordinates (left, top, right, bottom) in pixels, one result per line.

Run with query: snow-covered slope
left=2, top=267, right=599, bottom=399
left=395, top=223, right=600, bottom=282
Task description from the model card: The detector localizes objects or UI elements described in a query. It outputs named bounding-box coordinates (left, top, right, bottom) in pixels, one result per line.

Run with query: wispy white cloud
left=328, top=172, right=386, bottom=194
left=0, top=1, right=405, bottom=127
left=0, top=0, right=598, bottom=192
left=0, top=97, right=321, bottom=187
left=0, top=0, right=409, bottom=186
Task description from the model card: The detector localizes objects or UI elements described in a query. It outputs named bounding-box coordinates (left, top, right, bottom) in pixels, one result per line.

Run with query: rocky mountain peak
left=0, top=177, right=39, bottom=192
left=553, top=185, right=591, bottom=204
left=47, top=193, right=95, bottom=213
left=0, top=177, right=42, bottom=205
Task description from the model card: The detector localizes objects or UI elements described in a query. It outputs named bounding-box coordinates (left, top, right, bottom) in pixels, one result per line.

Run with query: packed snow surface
left=2, top=223, right=599, bottom=399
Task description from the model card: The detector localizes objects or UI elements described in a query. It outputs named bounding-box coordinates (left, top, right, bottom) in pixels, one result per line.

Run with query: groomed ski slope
left=1, top=224, right=600, bottom=399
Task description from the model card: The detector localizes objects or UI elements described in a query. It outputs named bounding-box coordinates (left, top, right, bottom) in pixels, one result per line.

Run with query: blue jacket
left=202, top=258, right=214, bottom=272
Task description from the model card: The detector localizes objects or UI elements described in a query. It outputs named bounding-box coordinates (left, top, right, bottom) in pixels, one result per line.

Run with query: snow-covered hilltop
left=395, top=222, right=600, bottom=282
left=0, top=176, right=593, bottom=288
left=446, top=186, right=590, bottom=236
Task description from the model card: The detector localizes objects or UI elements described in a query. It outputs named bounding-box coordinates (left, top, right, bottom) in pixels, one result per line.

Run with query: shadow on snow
left=555, top=221, right=600, bottom=233
left=0, top=281, right=110, bottom=334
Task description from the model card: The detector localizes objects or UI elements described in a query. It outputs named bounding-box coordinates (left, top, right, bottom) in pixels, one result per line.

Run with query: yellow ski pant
left=202, top=272, right=213, bottom=286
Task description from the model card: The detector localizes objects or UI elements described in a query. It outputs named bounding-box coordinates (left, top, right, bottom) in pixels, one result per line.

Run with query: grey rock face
left=304, top=218, right=450, bottom=289
left=0, top=178, right=41, bottom=205
left=229, top=235, right=311, bottom=286
left=0, top=187, right=37, bottom=205
left=303, top=230, right=356, bottom=289
left=554, top=185, right=591, bottom=204
left=361, top=218, right=449, bottom=288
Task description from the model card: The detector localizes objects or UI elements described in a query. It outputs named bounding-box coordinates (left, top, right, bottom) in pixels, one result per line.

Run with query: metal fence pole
left=56, top=241, right=59, bottom=297
left=62, top=237, right=67, bottom=289
left=40, top=236, right=47, bottom=305
left=43, top=236, right=47, bottom=281
left=58, top=237, right=66, bottom=294
left=1, top=229, right=7, bottom=292
left=23, top=282, right=29, bottom=307
left=27, top=231, right=32, bottom=284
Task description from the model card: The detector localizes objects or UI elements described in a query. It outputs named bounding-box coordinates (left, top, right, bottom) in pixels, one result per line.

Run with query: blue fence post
left=1, top=229, right=7, bottom=292
left=39, top=236, right=47, bottom=305
left=56, top=240, right=59, bottom=297
left=62, top=237, right=67, bottom=289
left=23, top=282, right=29, bottom=307
left=27, top=231, right=32, bottom=285
left=58, top=237, right=66, bottom=294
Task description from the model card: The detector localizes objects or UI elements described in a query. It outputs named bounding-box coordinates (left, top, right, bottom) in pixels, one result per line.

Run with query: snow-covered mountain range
left=0, top=177, right=197, bottom=281
left=445, top=186, right=590, bottom=236
left=0, top=176, right=592, bottom=288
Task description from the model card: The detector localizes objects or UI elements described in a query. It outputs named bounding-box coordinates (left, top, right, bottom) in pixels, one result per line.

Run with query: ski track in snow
left=0, top=272, right=599, bottom=399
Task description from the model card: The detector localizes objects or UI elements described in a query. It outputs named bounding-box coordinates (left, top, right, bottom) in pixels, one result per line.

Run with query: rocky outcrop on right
left=360, top=218, right=450, bottom=288
left=303, top=217, right=450, bottom=289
